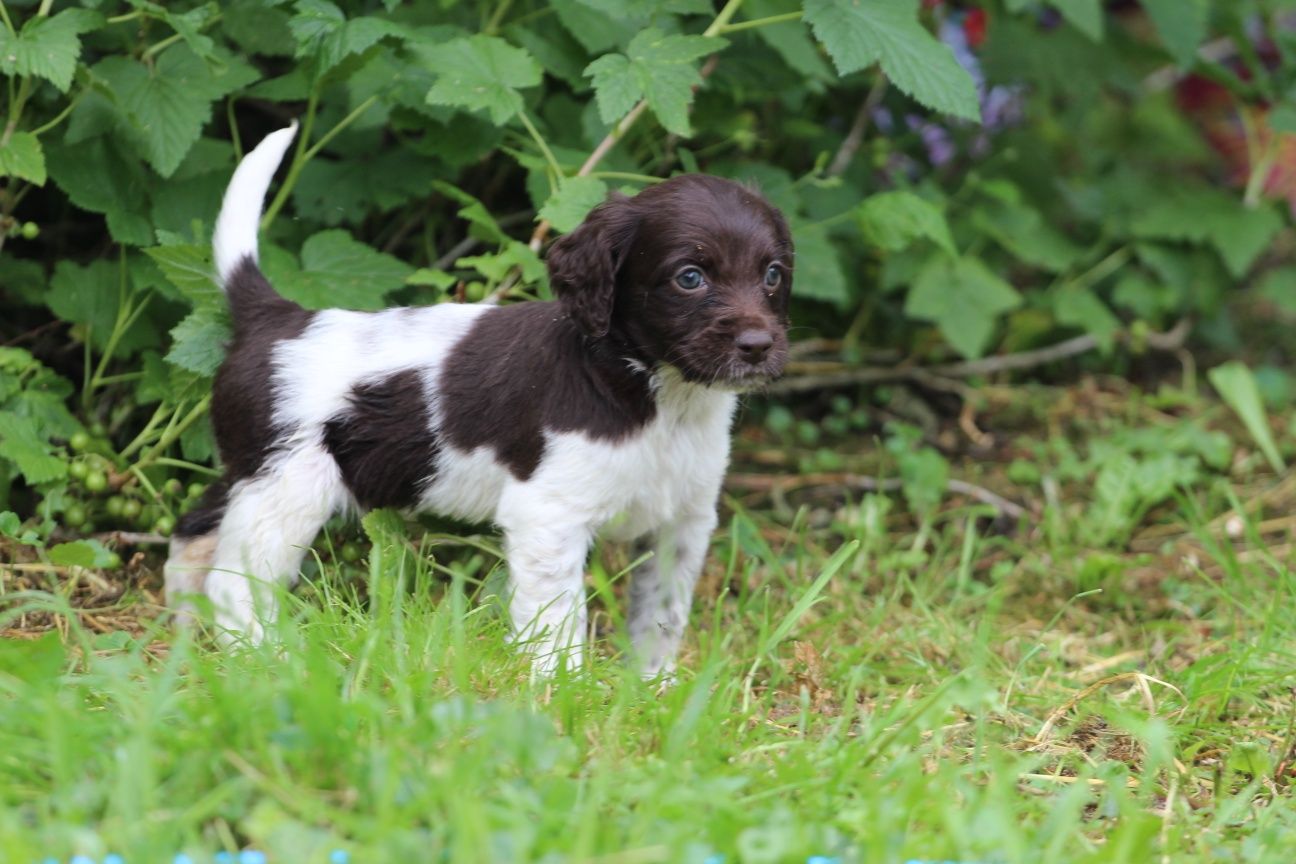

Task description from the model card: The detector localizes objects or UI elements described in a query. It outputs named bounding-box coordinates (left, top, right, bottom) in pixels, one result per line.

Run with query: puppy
left=164, top=124, right=793, bottom=677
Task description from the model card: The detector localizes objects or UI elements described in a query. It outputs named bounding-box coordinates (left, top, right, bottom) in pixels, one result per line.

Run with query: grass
left=2, top=382, right=1296, bottom=863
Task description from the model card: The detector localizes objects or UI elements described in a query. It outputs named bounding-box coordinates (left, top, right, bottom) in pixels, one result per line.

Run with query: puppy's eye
left=675, top=267, right=704, bottom=291
left=764, top=265, right=782, bottom=290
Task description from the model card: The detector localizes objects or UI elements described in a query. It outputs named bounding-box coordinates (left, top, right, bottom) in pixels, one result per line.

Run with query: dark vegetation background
left=0, top=0, right=1293, bottom=600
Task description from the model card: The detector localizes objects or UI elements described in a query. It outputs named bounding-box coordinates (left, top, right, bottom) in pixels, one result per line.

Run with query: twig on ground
left=92, top=531, right=168, bottom=546
left=726, top=471, right=1029, bottom=522
left=767, top=319, right=1192, bottom=395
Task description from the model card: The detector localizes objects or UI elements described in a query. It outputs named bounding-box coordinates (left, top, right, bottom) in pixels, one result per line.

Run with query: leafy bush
left=0, top=0, right=1292, bottom=537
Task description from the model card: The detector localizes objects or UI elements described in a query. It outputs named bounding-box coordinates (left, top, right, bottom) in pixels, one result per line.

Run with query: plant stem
left=517, top=109, right=563, bottom=190
left=718, top=11, right=801, bottom=34
left=137, top=396, right=211, bottom=467
left=35, top=0, right=52, bottom=17
left=587, top=171, right=663, bottom=184
left=0, top=1, right=15, bottom=35
left=149, top=457, right=221, bottom=477
left=484, top=0, right=514, bottom=35
left=30, top=88, right=87, bottom=136
left=303, top=94, right=380, bottom=162
left=262, top=89, right=319, bottom=230
left=119, top=404, right=169, bottom=460
left=703, top=0, right=747, bottom=37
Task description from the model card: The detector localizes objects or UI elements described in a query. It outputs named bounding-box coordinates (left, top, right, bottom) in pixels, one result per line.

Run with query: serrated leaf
left=0, top=9, right=101, bottom=92
left=1141, top=0, right=1208, bottom=68
left=552, top=0, right=642, bottom=53
left=906, top=256, right=1022, bottom=358
left=289, top=1, right=409, bottom=76
left=1208, top=361, right=1287, bottom=473
left=539, top=176, right=608, bottom=233
left=425, top=35, right=542, bottom=125
left=803, top=0, right=979, bottom=121
left=1131, top=187, right=1282, bottom=278
left=973, top=201, right=1084, bottom=272
left=94, top=46, right=259, bottom=177
left=1048, top=0, right=1103, bottom=41
left=145, top=243, right=222, bottom=308
left=857, top=190, right=954, bottom=255
left=48, top=539, right=117, bottom=568
left=584, top=29, right=725, bottom=135
left=45, top=136, right=154, bottom=245
left=457, top=241, right=548, bottom=288
left=790, top=224, right=850, bottom=306
left=0, top=412, right=65, bottom=484
left=167, top=308, right=230, bottom=377
left=272, top=230, right=414, bottom=310
left=0, top=132, right=46, bottom=185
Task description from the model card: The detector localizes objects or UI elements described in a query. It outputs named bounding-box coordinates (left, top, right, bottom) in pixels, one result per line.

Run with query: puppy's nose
left=735, top=329, right=774, bottom=363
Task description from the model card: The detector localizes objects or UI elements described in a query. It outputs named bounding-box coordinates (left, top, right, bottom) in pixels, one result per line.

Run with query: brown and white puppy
left=165, top=124, right=793, bottom=676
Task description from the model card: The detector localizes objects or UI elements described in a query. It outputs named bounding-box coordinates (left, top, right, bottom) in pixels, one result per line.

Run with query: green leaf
left=45, top=137, right=154, bottom=245
left=167, top=308, right=230, bottom=377
left=972, top=201, right=1084, bottom=272
left=1257, top=267, right=1296, bottom=316
left=1271, top=103, right=1296, bottom=135
left=1047, top=0, right=1103, bottom=41
left=906, top=256, right=1022, bottom=358
left=425, top=35, right=542, bottom=125
left=93, top=46, right=259, bottom=178
left=289, top=1, right=409, bottom=77
left=1131, top=188, right=1282, bottom=278
left=551, top=0, right=642, bottom=53
left=145, top=243, right=222, bottom=308
left=272, top=230, right=414, bottom=310
left=0, top=412, right=65, bottom=484
left=790, top=224, right=850, bottom=306
left=539, top=176, right=608, bottom=234
left=857, top=190, right=955, bottom=255
left=803, top=0, right=979, bottom=122
left=0, top=132, right=46, bottom=186
left=457, top=241, right=548, bottom=288
left=584, top=29, right=725, bottom=135
left=48, top=539, right=118, bottom=569
left=0, top=9, right=101, bottom=92
left=1207, top=361, right=1287, bottom=473
left=1140, top=0, right=1208, bottom=68
left=1054, top=287, right=1120, bottom=353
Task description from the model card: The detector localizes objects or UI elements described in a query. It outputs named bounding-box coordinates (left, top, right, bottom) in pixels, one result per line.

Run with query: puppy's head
left=547, top=174, right=792, bottom=387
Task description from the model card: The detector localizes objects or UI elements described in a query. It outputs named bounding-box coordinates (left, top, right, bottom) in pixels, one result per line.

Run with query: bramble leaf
left=585, top=29, right=725, bottom=135
left=0, top=132, right=46, bottom=186
left=791, top=224, right=850, bottom=307
left=803, top=0, right=979, bottom=121
left=858, top=191, right=955, bottom=256
left=906, top=256, right=1021, bottom=358
left=0, top=9, right=101, bottom=92
left=1208, top=361, right=1287, bottom=474
left=0, top=412, right=65, bottom=485
left=425, top=35, right=542, bottom=125
left=272, top=230, right=414, bottom=310
left=167, top=307, right=230, bottom=377
left=1140, top=0, right=1208, bottom=68
left=539, top=176, right=608, bottom=233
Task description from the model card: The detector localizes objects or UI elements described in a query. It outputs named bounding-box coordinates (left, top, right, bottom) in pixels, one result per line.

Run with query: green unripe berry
left=19, top=222, right=38, bottom=240
left=84, top=470, right=108, bottom=494
left=64, top=504, right=87, bottom=527
left=154, top=515, right=176, bottom=536
left=120, top=498, right=141, bottom=520
left=341, top=542, right=363, bottom=564
left=103, top=552, right=122, bottom=570
left=186, top=482, right=206, bottom=500
left=105, top=496, right=126, bottom=518
left=69, top=431, right=91, bottom=452
left=164, top=478, right=183, bottom=496
left=68, top=461, right=89, bottom=481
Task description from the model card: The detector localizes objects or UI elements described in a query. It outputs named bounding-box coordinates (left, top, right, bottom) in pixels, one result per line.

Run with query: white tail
left=212, top=122, right=299, bottom=286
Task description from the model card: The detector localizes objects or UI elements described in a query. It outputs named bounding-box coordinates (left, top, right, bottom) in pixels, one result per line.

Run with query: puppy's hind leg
left=164, top=480, right=229, bottom=626
left=203, top=445, right=346, bottom=646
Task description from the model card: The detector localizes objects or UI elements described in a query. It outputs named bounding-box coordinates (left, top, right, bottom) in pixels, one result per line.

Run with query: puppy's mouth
left=690, top=353, right=788, bottom=390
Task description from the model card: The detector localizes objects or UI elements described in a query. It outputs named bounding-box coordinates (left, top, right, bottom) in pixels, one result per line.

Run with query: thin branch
left=827, top=76, right=888, bottom=178
left=767, top=319, right=1192, bottom=395
left=726, top=471, right=1029, bottom=522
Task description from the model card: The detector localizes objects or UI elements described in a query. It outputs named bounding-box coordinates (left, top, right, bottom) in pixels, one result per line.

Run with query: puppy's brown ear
left=547, top=194, right=636, bottom=338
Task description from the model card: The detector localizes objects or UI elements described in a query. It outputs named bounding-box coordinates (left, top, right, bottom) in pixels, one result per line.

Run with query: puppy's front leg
left=628, top=507, right=718, bottom=679
left=499, top=496, right=593, bottom=676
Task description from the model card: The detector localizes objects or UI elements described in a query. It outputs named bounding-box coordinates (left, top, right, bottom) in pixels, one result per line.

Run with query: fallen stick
left=726, top=471, right=1028, bottom=522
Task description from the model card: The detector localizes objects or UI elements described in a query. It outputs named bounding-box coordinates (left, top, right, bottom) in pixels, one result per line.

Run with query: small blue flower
left=806, top=858, right=841, bottom=864
left=703, top=855, right=725, bottom=864
left=173, top=854, right=194, bottom=864
left=103, top=856, right=125, bottom=864
left=329, top=851, right=350, bottom=864
left=70, top=856, right=95, bottom=864
left=238, top=852, right=267, bottom=864
left=214, top=854, right=234, bottom=864
left=39, top=858, right=59, bottom=864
